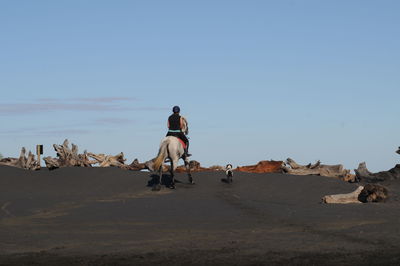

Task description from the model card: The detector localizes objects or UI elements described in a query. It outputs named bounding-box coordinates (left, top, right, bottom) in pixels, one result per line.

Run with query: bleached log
left=322, top=186, right=364, bottom=204
left=87, top=152, right=126, bottom=167
left=124, top=158, right=158, bottom=171
left=286, top=158, right=319, bottom=170
left=283, top=158, right=355, bottom=182
left=323, top=184, right=388, bottom=204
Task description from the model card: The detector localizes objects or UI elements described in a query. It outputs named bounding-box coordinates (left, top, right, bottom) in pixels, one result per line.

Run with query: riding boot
left=184, top=147, right=192, bottom=157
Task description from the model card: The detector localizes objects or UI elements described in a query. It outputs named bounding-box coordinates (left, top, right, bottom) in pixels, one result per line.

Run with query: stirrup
left=185, top=152, right=192, bottom=157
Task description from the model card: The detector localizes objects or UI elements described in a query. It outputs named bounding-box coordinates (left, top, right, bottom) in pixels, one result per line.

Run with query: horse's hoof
left=190, top=181, right=195, bottom=185
left=168, top=185, right=176, bottom=189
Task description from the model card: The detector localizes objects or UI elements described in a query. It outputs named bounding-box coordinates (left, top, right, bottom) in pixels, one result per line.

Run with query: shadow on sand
left=147, top=174, right=183, bottom=188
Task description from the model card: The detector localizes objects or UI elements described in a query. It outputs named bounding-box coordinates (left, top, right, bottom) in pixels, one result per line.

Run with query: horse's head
left=181, top=116, right=189, bottom=135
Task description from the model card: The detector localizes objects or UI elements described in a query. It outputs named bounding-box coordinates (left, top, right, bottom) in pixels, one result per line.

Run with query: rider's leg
left=185, top=141, right=191, bottom=157
left=180, top=133, right=191, bottom=157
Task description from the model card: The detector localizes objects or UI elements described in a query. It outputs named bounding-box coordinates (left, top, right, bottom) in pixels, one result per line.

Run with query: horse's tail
left=153, top=140, right=168, bottom=171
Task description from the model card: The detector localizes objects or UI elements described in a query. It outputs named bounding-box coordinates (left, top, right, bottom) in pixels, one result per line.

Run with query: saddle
left=174, top=137, right=187, bottom=150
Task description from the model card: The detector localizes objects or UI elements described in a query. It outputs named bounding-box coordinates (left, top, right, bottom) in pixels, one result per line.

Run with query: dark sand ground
left=1, top=165, right=400, bottom=265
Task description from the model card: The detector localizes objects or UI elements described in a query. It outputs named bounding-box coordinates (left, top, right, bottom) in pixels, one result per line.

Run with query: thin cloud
left=0, top=97, right=165, bottom=115
left=0, top=103, right=124, bottom=114
left=71, top=97, right=137, bottom=103
left=0, top=117, right=136, bottom=137
left=37, top=97, right=137, bottom=103
left=0, top=127, right=91, bottom=137
left=35, top=129, right=91, bottom=137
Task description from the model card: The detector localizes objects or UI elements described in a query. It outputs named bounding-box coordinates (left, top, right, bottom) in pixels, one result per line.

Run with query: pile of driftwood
left=322, top=184, right=388, bottom=204
left=42, top=139, right=153, bottom=171
left=0, top=147, right=40, bottom=170
left=43, top=140, right=92, bottom=169
left=0, top=139, right=223, bottom=172
left=282, top=158, right=355, bottom=182
left=41, top=140, right=224, bottom=172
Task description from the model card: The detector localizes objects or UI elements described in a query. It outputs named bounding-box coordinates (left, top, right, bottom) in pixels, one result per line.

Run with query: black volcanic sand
left=1, top=165, right=400, bottom=265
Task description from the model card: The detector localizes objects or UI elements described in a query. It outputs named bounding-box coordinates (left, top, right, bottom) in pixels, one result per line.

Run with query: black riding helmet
left=172, top=106, right=180, bottom=113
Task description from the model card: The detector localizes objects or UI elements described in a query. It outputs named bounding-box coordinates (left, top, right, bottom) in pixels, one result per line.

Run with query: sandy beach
left=1, top=165, right=400, bottom=265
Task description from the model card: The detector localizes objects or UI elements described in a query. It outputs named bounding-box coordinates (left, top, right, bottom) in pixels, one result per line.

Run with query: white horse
left=152, top=117, right=193, bottom=190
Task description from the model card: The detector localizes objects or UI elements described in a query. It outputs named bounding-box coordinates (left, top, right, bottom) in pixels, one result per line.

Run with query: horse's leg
left=168, top=159, right=176, bottom=189
left=152, top=166, right=162, bottom=191
left=184, top=157, right=194, bottom=184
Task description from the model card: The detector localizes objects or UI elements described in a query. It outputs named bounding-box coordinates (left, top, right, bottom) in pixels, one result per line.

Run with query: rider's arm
left=179, top=117, right=184, bottom=129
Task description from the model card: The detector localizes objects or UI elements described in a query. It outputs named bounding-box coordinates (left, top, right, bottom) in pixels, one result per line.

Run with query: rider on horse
left=166, top=106, right=191, bottom=157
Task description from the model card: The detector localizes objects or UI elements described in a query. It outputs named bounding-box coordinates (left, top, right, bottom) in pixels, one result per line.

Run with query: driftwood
left=126, top=158, right=167, bottom=172
left=87, top=152, right=126, bottom=167
left=282, top=158, right=355, bottom=182
left=235, top=160, right=283, bottom=173
left=124, top=158, right=169, bottom=172
left=43, top=139, right=144, bottom=170
left=355, top=162, right=400, bottom=183
left=322, top=186, right=364, bottom=204
left=355, top=147, right=400, bottom=182
left=130, top=158, right=225, bottom=173
left=43, top=139, right=93, bottom=170
left=358, top=184, right=388, bottom=203
left=127, top=158, right=152, bottom=171
left=125, top=159, right=210, bottom=173
left=322, top=184, right=388, bottom=204
left=175, top=160, right=223, bottom=173
left=133, top=159, right=223, bottom=173
left=0, top=147, right=40, bottom=170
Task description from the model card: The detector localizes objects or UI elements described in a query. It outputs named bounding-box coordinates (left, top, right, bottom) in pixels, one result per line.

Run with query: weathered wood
left=0, top=147, right=40, bottom=170
left=286, top=158, right=320, bottom=170
left=235, top=160, right=284, bottom=173
left=322, top=184, right=388, bottom=204
left=282, top=158, right=355, bottom=182
left=43, top=139, right=93, bottom=169
left=355, top=162, right=400, bottom=182
left=126, top=158, right=149, bottom=171
left=355, top=147, right=400, bottom=182
left=358, top=184, right=388, bottom=203
left=87, top=152, right=126, bottom=167
left=175, top=160, right=215, bottom=173
left=322, top=186, right=364, bottom=204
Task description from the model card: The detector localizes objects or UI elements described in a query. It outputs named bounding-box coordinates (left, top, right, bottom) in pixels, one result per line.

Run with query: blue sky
left=1, top=0, right=399, bottom=172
